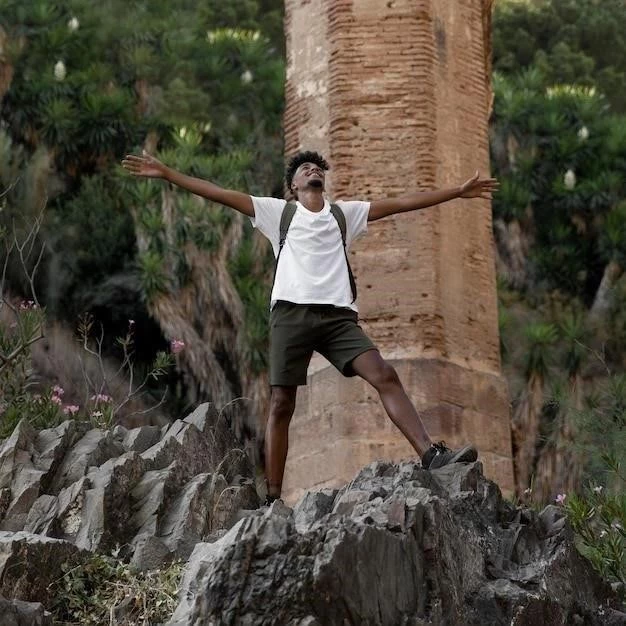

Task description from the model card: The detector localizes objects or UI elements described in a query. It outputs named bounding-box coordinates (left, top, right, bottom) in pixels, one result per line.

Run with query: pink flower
left=555, top=493, right=567, bottom=505
left=170, top=339, right=185, bottom=354
left=53, top=385, right=64, bottom=397
left=63, top=405, right=80, bottom=415
left=51, top=395, right=63, bottom=405
left=91, top=394, right=112, bottom=403
left=92, top=410, right=103, bottom=418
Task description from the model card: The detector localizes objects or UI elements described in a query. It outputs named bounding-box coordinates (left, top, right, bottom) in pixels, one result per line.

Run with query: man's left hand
left=459, top=171, right=499, bottom=199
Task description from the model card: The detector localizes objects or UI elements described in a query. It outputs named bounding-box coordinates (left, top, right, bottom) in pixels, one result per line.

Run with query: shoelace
left=432, top=441, right=448, bottom=455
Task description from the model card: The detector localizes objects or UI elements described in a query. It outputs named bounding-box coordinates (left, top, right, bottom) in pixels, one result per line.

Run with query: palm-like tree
left=592, top=200, right=626, bottom=319
left=128, top=143, right=273, bottom=449
left=534, top=312, right=587, bottom=500
left=512, top=322, right=558, bottom=494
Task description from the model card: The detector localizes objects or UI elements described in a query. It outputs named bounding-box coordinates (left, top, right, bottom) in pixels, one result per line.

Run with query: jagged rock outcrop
left=0, top=403, right=258, bottom=574
left=0, top=409, right=622, bottom=625
left=0, top=595, right=52, bottom=626
left=169, top=461, right=624, bottom=626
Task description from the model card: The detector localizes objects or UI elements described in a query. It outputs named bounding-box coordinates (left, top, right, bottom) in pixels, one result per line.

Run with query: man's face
left=292, top=162, right=325, bottom=193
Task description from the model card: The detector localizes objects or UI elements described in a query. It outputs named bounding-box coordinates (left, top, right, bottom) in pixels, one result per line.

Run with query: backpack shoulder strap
left=329, top=203, right=347, bottom=244
left=329, top=203, right=357, bottom=304
left=270, top=202, right=297, bottom=300
left=279, top=202, right=297, bottom=249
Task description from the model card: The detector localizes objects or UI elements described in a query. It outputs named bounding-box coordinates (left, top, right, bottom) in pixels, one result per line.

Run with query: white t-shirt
left=250, top=197, right=370, bottom=311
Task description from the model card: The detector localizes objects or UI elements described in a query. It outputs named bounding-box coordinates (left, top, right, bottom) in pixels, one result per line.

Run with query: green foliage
left=576, top=375, right=626, bottom=481
left=558, top=311, right=587, bottom=377
left=229, top=224, right=274, bottom=374
left=491, top=73, right=626, bottom=303
left=523, top=322, right=558, bottom=378
left=565, top=456, right=625, bottom=591
left=599, top=201, right=626, bottom=267
left=1, top=0, right=284, bottom=387
left=493, top=0, right=626, bottom=112
left=50, top=553, right=183, bottom=625
left=46, top=174, right=137, bottom=315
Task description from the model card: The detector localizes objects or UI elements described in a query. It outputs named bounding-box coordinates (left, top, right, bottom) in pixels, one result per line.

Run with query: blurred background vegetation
left=0, top=0, right=624, bottom=508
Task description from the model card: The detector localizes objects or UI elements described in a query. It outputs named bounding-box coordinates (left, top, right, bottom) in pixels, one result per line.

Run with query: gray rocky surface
left=0, top=406, right=623, bottom=625
left=168, top=460, right=624, bottom=626
left=0, top=403, right=258, bottom=574
left=0, top=595, right=52, bottom=626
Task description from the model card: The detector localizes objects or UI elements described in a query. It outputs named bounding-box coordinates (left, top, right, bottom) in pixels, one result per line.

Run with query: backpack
left=272, top=202, right=357, bottom=303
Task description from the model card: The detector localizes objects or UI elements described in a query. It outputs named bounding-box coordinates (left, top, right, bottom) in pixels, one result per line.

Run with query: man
left=122, top=149, right=499, bottom=504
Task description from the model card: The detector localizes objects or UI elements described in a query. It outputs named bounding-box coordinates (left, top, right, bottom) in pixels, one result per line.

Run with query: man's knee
left=370, top=361, right=401, bottom=391
left=270, top=387, right=297, bottom=422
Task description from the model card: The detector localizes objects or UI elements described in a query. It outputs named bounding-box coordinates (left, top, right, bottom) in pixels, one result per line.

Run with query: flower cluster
left=91, top=393, right=113, bottom=403
left=51, top=385, right=80, bottom=416
left=170, top=339, right=185, bottom=354
left=51, top=385, right=64, bottom=405
left=19, top=300, right=38, bottom=310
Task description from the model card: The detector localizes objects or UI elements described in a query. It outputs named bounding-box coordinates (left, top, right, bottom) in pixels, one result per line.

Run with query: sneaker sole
left=449, top=444, right=478, bottom=464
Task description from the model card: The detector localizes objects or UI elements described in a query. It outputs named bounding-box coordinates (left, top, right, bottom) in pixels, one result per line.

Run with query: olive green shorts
left=269, top=300, right=377, bottom=387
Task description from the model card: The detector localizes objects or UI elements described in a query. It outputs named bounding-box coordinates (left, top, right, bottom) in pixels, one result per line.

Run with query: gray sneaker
left=421, top=441, right=478, bottom=470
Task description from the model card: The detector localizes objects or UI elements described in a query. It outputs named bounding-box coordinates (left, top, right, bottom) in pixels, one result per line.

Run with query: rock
left=76, top=451, right=146, bottom=551
left=0, top=420, right=37, bottom=490
left=0, top=595, right=52, bottom=626
left=123, top=425, right=162, bottom=452
left=51, top=428, right=125, bottom=492
left=293, top=488, right=337, bottom=532
left=0, top=531, right=85, bottom=605
left=0, top=403, right=255, bottom=571
left=130, top=534, right=172, bottom=571
left=168, top=461, right=623, bottom=626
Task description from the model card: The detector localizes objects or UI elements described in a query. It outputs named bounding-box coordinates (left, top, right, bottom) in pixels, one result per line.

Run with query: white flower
left=240, top=70, right=253, bottom=84
left=564, top=169, right=576, bottom=190
left=54, top=60, right=66, bottom=81
left=592, top=485, right=603, bottom=494
left=577, top=126, right=589, bottom=141
left=68, top=17, right=79, bottom=32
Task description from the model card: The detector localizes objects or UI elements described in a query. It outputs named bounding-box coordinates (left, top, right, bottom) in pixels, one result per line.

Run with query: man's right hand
left=121, top=150, right=167, bottom=179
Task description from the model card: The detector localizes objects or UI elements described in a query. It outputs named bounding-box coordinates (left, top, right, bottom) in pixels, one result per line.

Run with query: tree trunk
left=512, top=372, right=544, bottom=495
left=590, top=260, right=622, bottom=319
left=493, top=218, right=531, bottom=289
left=534, top=375, right=583, bottom=502
left=134, top=187, right=269, bottom=456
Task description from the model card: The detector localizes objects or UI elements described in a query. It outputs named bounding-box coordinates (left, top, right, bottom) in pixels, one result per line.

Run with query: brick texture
left=283, top=0, right=513, bottom=502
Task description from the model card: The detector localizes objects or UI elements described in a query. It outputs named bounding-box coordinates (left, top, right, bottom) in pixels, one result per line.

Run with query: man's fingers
left=123, top=154, right=147, bottom=163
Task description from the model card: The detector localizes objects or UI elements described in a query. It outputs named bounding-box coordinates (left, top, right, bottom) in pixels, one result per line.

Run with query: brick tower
left=282, top=0, right=513, bottom=502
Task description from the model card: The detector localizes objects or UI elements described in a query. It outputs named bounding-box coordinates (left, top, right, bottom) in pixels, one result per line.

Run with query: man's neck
left=297, top=190, right=325, bottom=213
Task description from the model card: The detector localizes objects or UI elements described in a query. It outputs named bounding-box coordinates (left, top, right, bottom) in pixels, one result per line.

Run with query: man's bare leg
left=350, top=349, right=432, bottom=455
left=264, top=385, right=298, bottom=500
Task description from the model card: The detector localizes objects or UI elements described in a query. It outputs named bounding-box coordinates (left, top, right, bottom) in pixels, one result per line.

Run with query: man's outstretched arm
left=121, top=151, right=254, bottom=217
left=368, top=171, right=498, bottom=222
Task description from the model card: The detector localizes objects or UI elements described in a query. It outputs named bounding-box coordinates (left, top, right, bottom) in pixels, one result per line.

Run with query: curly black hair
left=285, top=150, right=330, bottom=191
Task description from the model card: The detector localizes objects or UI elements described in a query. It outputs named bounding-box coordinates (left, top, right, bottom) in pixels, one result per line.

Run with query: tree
left=493, top=0, right=626, bottom=112
left=512, top=322, right=558, bottom=493
left=534, top=312, right=587, bottom=500
left=0, top=1, right=285, bottom=443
